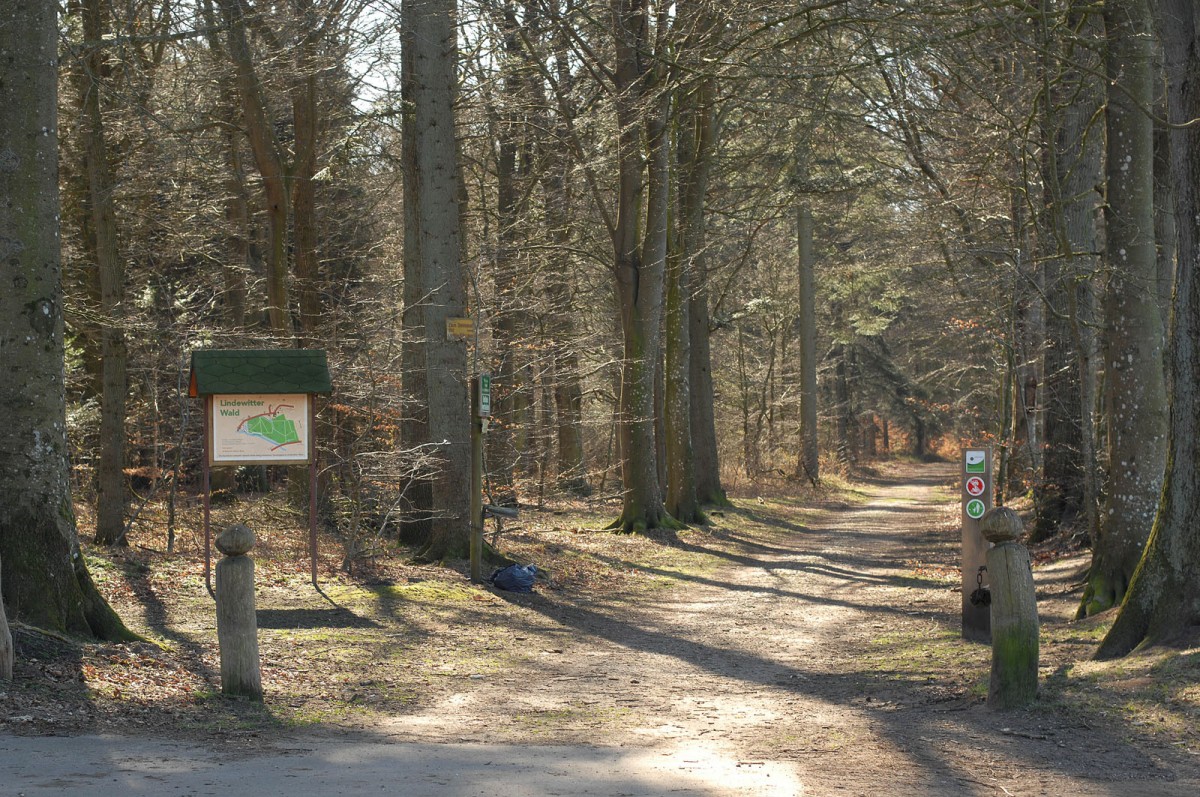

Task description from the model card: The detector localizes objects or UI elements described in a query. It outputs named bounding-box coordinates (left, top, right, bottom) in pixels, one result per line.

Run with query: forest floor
left=2, top=461, right=1199, bottom=795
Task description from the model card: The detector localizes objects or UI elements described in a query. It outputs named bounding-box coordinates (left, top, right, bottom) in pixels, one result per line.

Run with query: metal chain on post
left=970, top=565, right=991, bottom=607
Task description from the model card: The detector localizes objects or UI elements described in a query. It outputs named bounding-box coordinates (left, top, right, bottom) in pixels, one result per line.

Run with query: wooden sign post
left=469, top=374, right=488, bottom=583
left=962, top=447, right=993, bottom=642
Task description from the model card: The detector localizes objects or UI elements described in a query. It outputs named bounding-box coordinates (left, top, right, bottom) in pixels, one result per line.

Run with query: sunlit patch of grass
left=1036, top=646, right=1200, bottom=755
left=366, top=580, right=481, bottom=604
left=278, top=701, right=359, bottom=726
left=492, top=510, right=730, bottom=595
left=512, top=703, right=634, bottom=737
left=900, top=559, right=958, bottom=584
left=858, top=623, right=990, bottom=704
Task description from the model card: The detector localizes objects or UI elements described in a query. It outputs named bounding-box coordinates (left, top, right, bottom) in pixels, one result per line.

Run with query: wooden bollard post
left=215, top=524, right=263, bottom=700
left=980, top=508, right=1038, bottom=709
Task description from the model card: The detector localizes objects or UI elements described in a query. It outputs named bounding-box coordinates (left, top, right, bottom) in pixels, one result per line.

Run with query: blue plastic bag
left=490, top=564, right=537, bottom=592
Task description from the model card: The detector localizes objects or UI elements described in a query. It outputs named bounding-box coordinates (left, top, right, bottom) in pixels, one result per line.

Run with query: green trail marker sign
left=478, top=373, right=492, bottom=417
left=962, top=447, right=993, bottom=642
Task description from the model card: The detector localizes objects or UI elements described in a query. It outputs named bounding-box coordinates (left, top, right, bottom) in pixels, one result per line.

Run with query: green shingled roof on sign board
left=188, top=349, right=332, bottom=396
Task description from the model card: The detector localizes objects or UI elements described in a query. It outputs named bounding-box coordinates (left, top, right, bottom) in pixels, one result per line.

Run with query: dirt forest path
left=3, top=462, right=1198, bottom=796
left=384, top=461, right=1197, bottom=796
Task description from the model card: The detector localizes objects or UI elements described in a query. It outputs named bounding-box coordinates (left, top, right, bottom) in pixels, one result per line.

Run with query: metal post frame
left=202, top=393, right=322, bottom=593
left=204, top=395, right=214, bottom=598
left=309, top=395, right=319, bottom=586
left=470, top=378, right=484, bottom=582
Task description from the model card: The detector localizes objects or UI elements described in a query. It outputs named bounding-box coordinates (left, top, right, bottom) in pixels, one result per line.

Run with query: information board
left=209, top=393, right=312, bottom=464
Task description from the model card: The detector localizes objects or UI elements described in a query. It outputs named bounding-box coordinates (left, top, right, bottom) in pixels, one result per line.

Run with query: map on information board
left=210, top=393, right=310, bottom=463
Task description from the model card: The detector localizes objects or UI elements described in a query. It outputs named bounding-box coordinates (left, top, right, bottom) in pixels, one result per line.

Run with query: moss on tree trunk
left=1097, top=0, right=1200, bottom=658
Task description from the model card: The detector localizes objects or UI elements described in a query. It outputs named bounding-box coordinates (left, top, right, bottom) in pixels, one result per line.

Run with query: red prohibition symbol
left=965, top=476, right=986, bottom=496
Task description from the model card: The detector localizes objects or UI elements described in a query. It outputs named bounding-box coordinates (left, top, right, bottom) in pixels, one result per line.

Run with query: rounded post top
left=980, top=506, right=1023, bottom=543
left=215, top=524, right=256, bottom=556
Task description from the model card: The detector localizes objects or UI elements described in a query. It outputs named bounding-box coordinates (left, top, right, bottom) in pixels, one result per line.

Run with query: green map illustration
left=242, top=414, right=300, bottom=448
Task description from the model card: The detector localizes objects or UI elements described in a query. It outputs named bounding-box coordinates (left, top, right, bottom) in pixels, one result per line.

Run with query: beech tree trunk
left=609, top=0, right=675, bottom=532
left=534, top=11, right=589, bottom=494
left=1152, top=67, right=1176, bottom=340
left=665, top=20, right=717, bottom=523
left=688, top=231, right=724, bottom=505
left=1083, top=0, right=1168, bottom=616
left=0, top=0, right=133, bottom=640
left=402, top=0, right=471, bottom=558
left=682, top=29, right=724, bottom=506
left=76, top=0, right=129, bottom=546
left=544, top=204, right=588, bottom=494
left=200, top=3, right=251, bottom=328
left=291, top=0, right=322, bottom=344
left=1097, top=0, right=1200, bottom=657
left=665, top=236, right=698, bottom=520
left=487, top=0, right=527, bottom=506
left=796, top=195, right=819, bottom=485
left=218, top=0, right=291, bottom=335
left=1036, top=0, right=1102, bottom=540
left=218, top=86, right=252, bottom=329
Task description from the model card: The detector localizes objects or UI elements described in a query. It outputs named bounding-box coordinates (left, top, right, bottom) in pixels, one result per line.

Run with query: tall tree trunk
left=666, top=9, right=723, bottom=509
left=1082, top=0, right=1168, bottom=616
left=219, top=94, right=252, bottom=329
left=218, top=0, right=291, bottom=335
left=833, top=341, right=852, bottom=466
left=1010, top=259, right=1042, bottom=492
left=291, top=0, right=322, bottom=345
left=796, top=196, right=819, bottom=485
left=77, top=0, right=129, bottom=546
left=608, top=0, right=675, bottom=532
left=487, top=0, right=526, bottom=506
left=1036, top=0, right=1103, bottom=540
left=831, top=300, right=854, bottom=466
left=998, top=342, right=1015, bottom=505
left=0, top=0, right=132, bottom=639
left=680, top=59, right=723, bottom=505
left=1152, top=51, right=1176, bottom=340
left=533, top=5, right=589, bottom=494
left=665, top=31, right=716, bottom=523
left=201, top=0, right=250, bottom=328
left=402, top=0, right=471, bottom=558
left=664, top=230, right=698, bottom=520
left=542, top=180, right=588, bottom=495
left=1097, top=0, right=1200, bottom=655
left=687, top=221, right=724, bottom=505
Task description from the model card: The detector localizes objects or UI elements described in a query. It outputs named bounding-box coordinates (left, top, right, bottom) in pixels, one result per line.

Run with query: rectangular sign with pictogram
left=962, top=447, right=993, bottom=642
